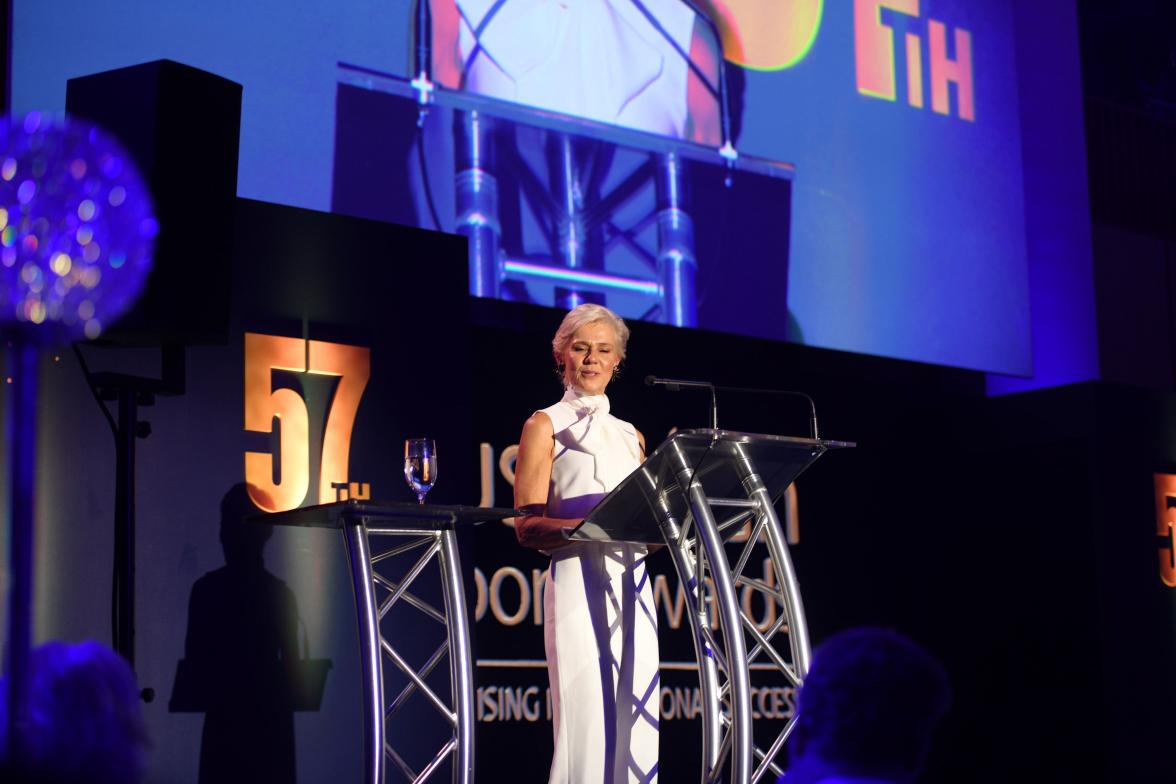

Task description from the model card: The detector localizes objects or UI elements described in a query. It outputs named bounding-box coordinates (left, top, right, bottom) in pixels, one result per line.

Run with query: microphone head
left=644, top=375, right=657, bottom=386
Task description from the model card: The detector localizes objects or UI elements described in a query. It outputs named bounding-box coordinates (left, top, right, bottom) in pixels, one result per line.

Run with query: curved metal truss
left=657, top=438, right=812, bottom=784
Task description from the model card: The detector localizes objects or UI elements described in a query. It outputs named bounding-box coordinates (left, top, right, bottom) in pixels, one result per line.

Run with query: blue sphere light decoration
left=0, top=112, right=155, bottom=344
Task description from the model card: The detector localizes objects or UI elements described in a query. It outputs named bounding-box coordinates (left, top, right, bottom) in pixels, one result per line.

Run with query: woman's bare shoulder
left=521, top=411, right=554, bottom=441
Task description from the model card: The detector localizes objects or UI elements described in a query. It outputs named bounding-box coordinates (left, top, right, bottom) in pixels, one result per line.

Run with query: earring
left=612, top=364, right=622, bottom=381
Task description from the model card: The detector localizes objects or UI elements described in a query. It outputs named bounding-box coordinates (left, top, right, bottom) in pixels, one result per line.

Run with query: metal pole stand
left=87, top=344, right=186, bottom=672
left=4, top=341, right=39, bottom=771
left=663, top=438, right=810, bottom=783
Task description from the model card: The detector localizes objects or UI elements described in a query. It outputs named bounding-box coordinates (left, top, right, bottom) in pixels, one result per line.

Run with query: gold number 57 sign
left=244, top=332, right=371, bottom=512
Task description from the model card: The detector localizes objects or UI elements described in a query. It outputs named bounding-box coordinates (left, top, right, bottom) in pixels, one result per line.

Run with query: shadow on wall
left=169, top=483, right=330, bottom=784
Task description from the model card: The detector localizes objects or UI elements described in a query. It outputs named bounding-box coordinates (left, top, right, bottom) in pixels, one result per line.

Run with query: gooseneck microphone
left=645, top=376, right=821, bottom=440
left=645, top=375, right=718, bottom=430
left=644, top=375, right=714, bottom=393
left=719, top=384, right=820, bottom=441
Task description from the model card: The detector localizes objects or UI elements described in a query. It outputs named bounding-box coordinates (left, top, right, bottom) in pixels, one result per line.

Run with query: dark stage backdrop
left=6, top=199, right=1176, bottom=782
left=12, top=199, right=474, bottom=783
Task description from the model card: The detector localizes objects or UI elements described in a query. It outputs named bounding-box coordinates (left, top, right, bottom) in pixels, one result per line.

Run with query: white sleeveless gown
left=539, top=388, right=659, bottom=783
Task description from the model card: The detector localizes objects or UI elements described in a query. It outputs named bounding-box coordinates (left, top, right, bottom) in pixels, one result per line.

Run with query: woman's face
left=563, top=321, right=620, bottom=395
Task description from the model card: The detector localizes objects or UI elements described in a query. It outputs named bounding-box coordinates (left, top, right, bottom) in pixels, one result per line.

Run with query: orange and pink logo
left=1155, top=474, right=1176, bottom=587
left=244, top=333, right=371, bottom=512
left=854, top=0, right=975, bottom=120
left=700, top=1, right=975, bottom=121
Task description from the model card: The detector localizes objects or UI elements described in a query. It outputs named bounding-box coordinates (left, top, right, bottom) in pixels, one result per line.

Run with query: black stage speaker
left=66, top=60, right=241, bottom=346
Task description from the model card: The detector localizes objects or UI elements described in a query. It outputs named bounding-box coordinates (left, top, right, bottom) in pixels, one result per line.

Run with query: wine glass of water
left=404, top=438, right=438, bottom=504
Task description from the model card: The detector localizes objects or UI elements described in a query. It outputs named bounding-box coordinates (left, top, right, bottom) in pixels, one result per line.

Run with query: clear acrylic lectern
left=571, top=429, right=854, bottom=784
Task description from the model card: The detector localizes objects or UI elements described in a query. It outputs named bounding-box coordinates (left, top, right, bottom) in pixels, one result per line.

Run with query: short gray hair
left=552, top=303, right=630, bottom=364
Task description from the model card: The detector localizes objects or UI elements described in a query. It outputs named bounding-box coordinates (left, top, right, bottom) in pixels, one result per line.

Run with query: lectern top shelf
left=671, top=428, right=855, bottom=448
left=256, top=499, right=519, bottom=531
left=573, top=429, right=855, bottom=545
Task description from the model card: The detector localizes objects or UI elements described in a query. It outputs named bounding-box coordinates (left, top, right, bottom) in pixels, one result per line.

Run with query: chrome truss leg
left=346, top=524, right=476, bottom=784
left=344, top=523, right=385, bottom=784
left=657, top=441, right=813, bottom=784
left=659, top=510, right=723, bottom=781
left=730, top=445, right=811, bottom=783
left=733, top=444, right=812, bottom=680
left=438, top=528, right=475, bottom=782
left=669, top=441, right=752, bottom=783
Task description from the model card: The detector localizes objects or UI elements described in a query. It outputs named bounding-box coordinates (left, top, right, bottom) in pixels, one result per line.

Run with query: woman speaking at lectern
left=513, top=303, right=658, bottom=783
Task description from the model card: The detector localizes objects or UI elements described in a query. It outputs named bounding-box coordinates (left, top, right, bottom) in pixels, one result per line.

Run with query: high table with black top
left=263, top=500, right=517, bottom=784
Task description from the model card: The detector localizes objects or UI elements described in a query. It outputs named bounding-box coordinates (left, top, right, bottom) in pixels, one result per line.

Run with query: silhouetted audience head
left=784, top=627, right=950, bottom=784
left=1, top=640, right=148, bottom=784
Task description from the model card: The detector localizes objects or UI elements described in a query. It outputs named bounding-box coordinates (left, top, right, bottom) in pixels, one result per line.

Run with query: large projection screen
left=14, top=0, right=1037, bottom=373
